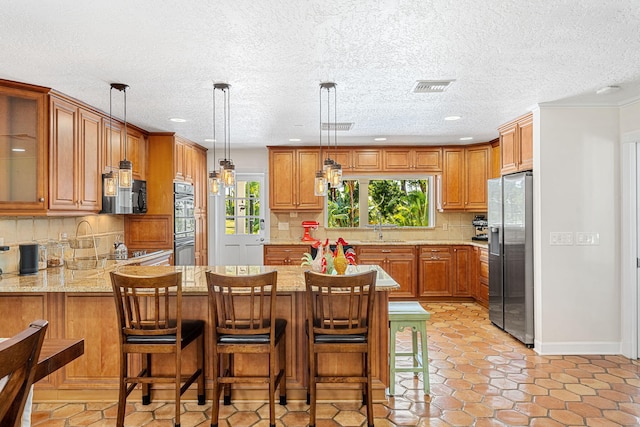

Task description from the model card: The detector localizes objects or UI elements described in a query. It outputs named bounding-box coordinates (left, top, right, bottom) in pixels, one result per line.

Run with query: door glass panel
left=225, top=180, right=262, bottom=235
left=0, top=94, right=38, bottom=202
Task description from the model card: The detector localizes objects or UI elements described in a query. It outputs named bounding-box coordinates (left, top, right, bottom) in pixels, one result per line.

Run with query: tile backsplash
left=269, top=211, right=482, bottom=243
left=0, top=215, right=124, bottom=275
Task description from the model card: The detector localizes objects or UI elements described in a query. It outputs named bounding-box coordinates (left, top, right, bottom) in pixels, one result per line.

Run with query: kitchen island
left=0, top=263, right=398, bottom=403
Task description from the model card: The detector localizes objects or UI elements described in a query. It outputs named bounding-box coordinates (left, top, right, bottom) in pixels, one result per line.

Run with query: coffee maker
left=472, top=215, right=488, bottom=241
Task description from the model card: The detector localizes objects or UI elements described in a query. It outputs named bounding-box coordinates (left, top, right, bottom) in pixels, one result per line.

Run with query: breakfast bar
left=0, top=264, right=398, bottom=403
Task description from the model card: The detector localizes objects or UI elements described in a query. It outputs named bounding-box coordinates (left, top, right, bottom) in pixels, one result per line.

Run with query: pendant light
left=314, top=84, right=328, bottom=196
left=214, top=83, right=235, bottom=188
left=111, top=83, right=133, bottom=189
left=320, top=82, right=342, bottom=190
left=103, top=84, right=119, bottom=197
left=208, top=83, right=222, bottom=196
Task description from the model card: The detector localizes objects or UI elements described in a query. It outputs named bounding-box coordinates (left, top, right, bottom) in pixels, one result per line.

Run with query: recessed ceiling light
left=374, top=137, right=387, bottom=141
left=289, top=138, right=301, bottom=142
left=444, top=116, right=461, bottom=121
left=596, top=85, right=621, bottom=95
left=204, top=138, right=216, bottom=142
left=459, top=137, right=473, bottom=141
left=169, top=117, right=187, bottom=123
left=11, top=148, right=25, bottom=152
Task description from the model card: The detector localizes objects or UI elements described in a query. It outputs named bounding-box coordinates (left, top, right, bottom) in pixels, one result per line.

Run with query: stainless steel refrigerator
left=488, top=171, right=534, bottom=347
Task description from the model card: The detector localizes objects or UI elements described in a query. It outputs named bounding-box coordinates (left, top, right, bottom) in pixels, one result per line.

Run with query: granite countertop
left=0, top=263, right=399, bottom=293
left=268, top=239, right=489, bottom=248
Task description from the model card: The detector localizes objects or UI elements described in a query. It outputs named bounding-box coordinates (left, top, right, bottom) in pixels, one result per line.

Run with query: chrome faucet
left=374, top=211, right=383, bottom=240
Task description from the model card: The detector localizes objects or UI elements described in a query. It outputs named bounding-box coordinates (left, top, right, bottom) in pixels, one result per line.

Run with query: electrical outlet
left=442, top=223, right=448, bottom=231
left=289, top=212, right=298, bottom=218
left=550, top=232, right=573, bottom=245
left=576, top=232, right=600, bottom=245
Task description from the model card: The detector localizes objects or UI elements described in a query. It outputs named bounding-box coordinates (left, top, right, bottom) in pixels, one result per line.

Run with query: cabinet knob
left=39, top=197, right=45, bottom=202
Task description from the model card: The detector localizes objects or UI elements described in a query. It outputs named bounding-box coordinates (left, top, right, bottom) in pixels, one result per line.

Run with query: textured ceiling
left=1, top=0, right=639, bottom=149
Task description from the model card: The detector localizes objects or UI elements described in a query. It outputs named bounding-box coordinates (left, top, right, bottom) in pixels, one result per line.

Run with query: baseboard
left=534, top=339, right=622, bottom=355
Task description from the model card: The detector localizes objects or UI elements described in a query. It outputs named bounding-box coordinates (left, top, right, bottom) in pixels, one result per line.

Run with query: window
left=327, top=176, right=435, bottom=228
left=225, top=180, right=262, bottom=235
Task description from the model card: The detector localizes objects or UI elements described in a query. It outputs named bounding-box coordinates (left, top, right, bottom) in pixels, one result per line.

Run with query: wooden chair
left=304, top=270, right=377, bottom=427
left=110, top=271, right=205, bottom=427
left=206, top=270, right=286, bottom=427
left=0, top=319, right=48, bottom=427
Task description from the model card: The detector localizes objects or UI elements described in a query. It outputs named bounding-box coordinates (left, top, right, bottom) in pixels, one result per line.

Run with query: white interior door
left=214, top=173, right=267, bottom=265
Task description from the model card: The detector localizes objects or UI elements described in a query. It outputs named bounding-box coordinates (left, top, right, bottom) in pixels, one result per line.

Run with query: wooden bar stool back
left=206, top=270, right=287, bottom=427
left=0, top=319, right=48, bottom=427
left=110, top=271, right=205, bottom=427
left=388, top=301, right=431, bottom=395
left=304, top=270, right=377, bottom=427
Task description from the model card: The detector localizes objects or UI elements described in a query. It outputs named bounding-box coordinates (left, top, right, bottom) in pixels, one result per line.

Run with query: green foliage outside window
left=327, top=178, right=432, bottom=228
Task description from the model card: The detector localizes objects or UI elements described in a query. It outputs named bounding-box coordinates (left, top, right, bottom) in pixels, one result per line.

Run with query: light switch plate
left=576, top=232, right=599, bottom=245
left=550, top=232, right=573, bottom=245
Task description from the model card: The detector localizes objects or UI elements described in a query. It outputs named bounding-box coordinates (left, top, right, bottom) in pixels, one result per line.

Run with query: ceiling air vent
left=321, top=122, right=353, bottom=131
left=412, top=80, right=455, bottom=93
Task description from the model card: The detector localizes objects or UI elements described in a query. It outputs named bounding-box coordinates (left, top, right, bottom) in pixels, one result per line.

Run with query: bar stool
left=388, top=301, right=430, bottom=395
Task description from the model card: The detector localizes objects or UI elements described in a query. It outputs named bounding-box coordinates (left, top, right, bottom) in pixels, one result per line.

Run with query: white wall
left=535, top=106, right=620, bottom=354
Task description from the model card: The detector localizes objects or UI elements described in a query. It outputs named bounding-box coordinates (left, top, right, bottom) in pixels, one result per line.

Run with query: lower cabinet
left=474, top=247, right=489, bottom=307
left=356, top=246, right=417, bottom=299
left=263, top=245, right=310, bottom=265
left=452, top=246, right=472, bottom=297
left=418, top=246, right=453, bottom=297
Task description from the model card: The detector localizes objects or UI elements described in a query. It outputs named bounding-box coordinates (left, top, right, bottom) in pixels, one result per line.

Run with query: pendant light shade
left=111, top=83, right=133, bottom=189
left=212, top=83, right=235, bottom=189
left=314, top=170, right=327, bottom=197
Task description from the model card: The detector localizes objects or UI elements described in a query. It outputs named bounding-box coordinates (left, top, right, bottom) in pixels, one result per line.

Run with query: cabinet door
left=477, top=247, right=489, bottom=307
left=297, top=149, right=322, bottom=210
left=352, top=149, right=381, bottom=172
left=77, top=108, right=101, bottom=211
left=465, top=145, right=490, bottom=211
left=441, top=148, right=465, bottom=210
left=102, top=119, right=123, bottom=174
left=382, top=148, right=412, bottom=171
left=183, top=143, right=194, bottom=183
left=174, top=138, right=186, bottom=181
left=195, top=212, right=207, bottom=265
left=269, top=149, right=296, bottom=210
left=49, top=96, right=78, bottom=210
left=499, top=123, right=518, bottom=175
left=418, top=246, right=452, bottom=297
left=452, top=246, right=472, bottom=296
left=127, top=128, right=147, bottom=181
left=0, top=85, right=47, bottom=212
left=414, top=148, right=442, bottom=172
left=193, top=146, right=208, bottom=215
left=358, top=246, right=417, bottom=299
left=518, top=115, right=533, bottom=171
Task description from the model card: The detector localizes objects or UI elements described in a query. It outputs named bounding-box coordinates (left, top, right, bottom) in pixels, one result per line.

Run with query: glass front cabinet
left=0, top=82, right=48, bottom=212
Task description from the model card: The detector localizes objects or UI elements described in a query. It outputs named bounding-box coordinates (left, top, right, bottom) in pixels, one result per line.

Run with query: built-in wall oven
left=174, top=182, right=195, bottom=265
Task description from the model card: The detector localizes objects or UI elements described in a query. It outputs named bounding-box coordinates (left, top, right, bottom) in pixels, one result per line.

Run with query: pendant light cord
left=123, top=87, right=127, bottom=162
left=109, top=86, right=113, bottom=171
left=213, top=84, right=216, bottom=161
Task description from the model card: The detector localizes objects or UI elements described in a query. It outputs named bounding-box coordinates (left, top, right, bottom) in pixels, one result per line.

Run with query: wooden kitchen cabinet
left=356, top=245, right=417, bottom=298
left=49, top=94, right=101, bottom=213
left=333, top=148, right=382, bottom=173
left=474, top=246, right=489, bottom=307
left=499, top=112, right=533, bottom=175
left=269, top=147, right=322, bottom=210
left=195, top=212, right=208, bottom=265
left=452, top=246, right=472, bottom=296
left=440, top=144, right=490, bottom=211
left=193, top=145, right=208, bottom=216
left=174, top=136, right=195, bottom=183
left=126, top=127, right=147, bottom=181
left=263, top=244, right=310, bottom=265
left=418, top=246, right=453, bottom=297
left=0, top=81, right=48, bottom=213
left=382, top=147, right=442, bottom=172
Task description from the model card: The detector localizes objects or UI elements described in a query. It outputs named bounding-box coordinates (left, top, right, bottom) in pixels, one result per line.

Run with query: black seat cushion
left=218, top=318, right=287, bottom=344
left=314, top=333, right=366, bottom=343
left=125, top=319, right=205, bottom=345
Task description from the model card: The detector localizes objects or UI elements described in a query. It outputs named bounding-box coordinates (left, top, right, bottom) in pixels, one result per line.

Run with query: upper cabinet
left=440, top=144, right=491, bottom=211
left=333, top=148, right=382, bottom=173
left=49, top=94, right=101, bottom=212
left=269, top=147, right=323, bottom=211
left=382, top=147, right=442, bottom=172
left=0, top=82, right=48, bottom=213
left=499, top=112, right=533, bottom=175
left=126, top=127, right=147, bottom=181
left=174, top=136, right=195, bottom=183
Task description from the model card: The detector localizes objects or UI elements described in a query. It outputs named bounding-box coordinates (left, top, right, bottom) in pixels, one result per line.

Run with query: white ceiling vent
left=321, top=122, right=353, bottom=131
left=413, top=80, right=455, bottom=93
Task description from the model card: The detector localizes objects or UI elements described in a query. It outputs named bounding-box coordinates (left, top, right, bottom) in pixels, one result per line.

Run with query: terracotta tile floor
left=31, top=302, right=640, bottom=426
